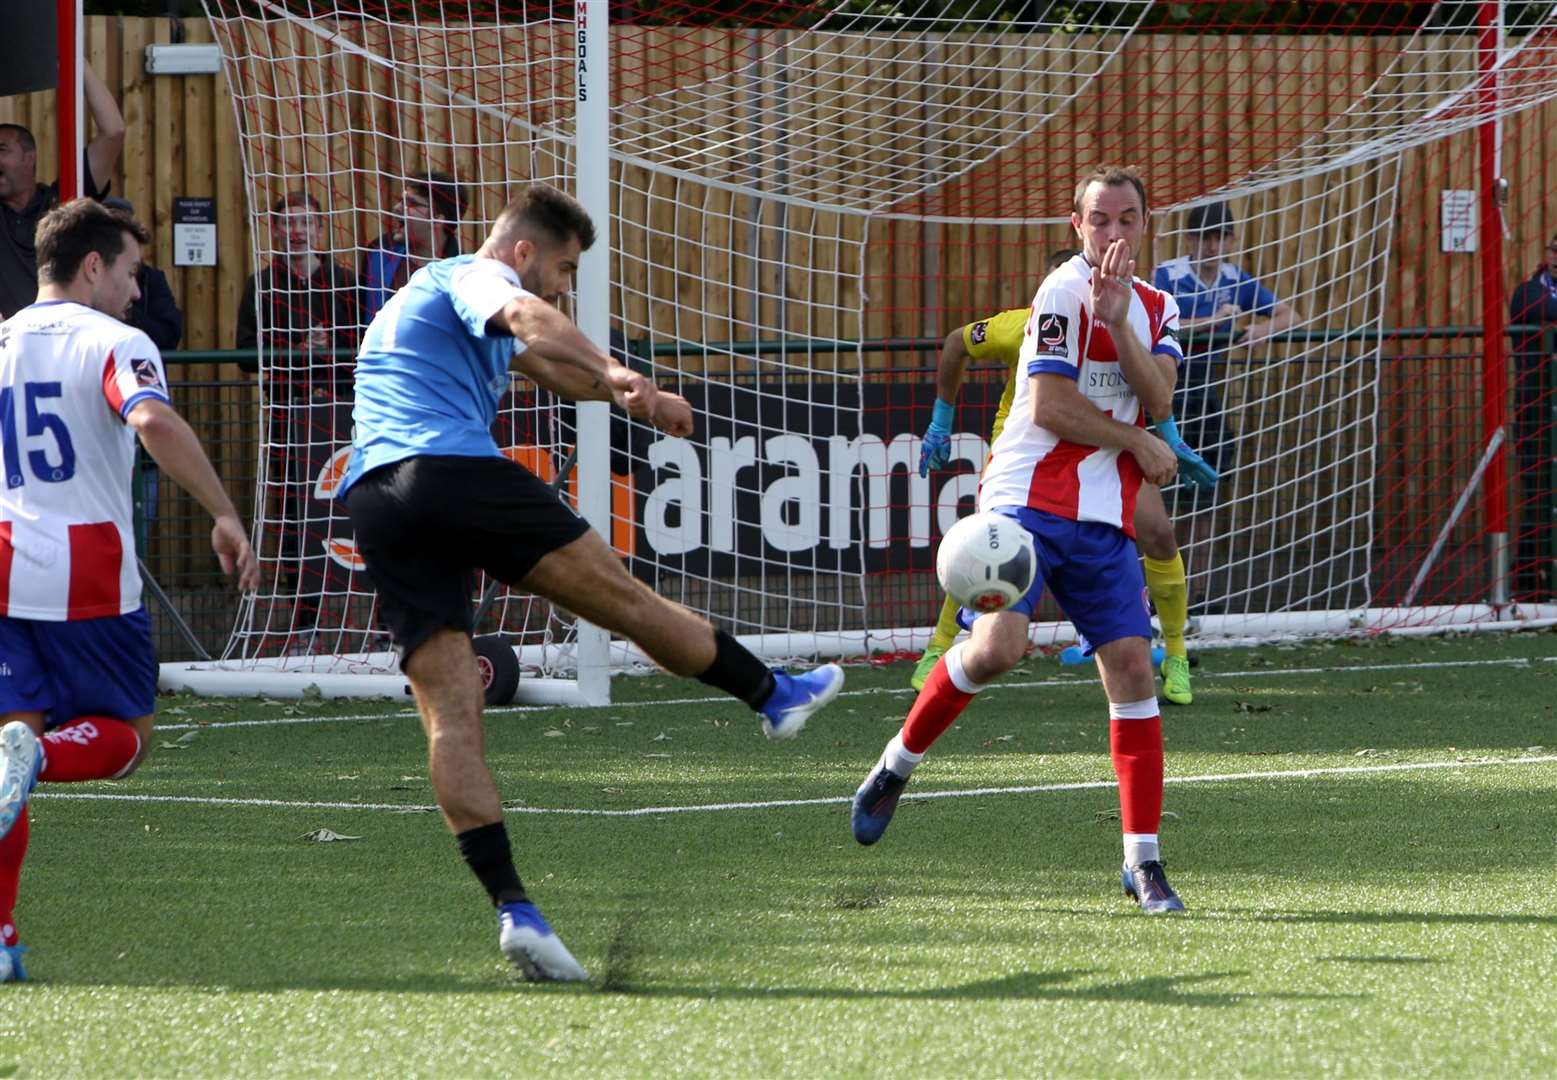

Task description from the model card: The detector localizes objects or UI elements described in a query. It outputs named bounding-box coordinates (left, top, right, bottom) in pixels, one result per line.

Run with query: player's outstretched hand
left=609, top=367, right=659, bottom=421
left=1170, top=439, right=1218, bottom=493
left=1090, top=237, right=1137, bottom=328
left=1153, top=416, right=1217, bottom=493
left=212, top=513, right=259, bottom=592
left=651, top=391, right=695, bottom=437
left=917, top=398, right=955, bottom=477
left=1130, top=431, right=1178, bottom=487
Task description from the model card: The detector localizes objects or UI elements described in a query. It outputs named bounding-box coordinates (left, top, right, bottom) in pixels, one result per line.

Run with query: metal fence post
left=1547, top=325, right=1556, bottom=598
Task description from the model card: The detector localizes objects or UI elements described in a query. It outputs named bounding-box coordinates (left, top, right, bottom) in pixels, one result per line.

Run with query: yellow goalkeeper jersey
left=959, top=307, right=1028, bottom=441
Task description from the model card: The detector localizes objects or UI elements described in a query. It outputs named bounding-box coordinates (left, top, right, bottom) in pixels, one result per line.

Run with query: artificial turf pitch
left=7, top=631, right=1556, bottom=1077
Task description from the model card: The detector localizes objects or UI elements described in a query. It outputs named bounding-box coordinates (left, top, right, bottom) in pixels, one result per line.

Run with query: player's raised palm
left=1090, top=238, right=1136, bottom=328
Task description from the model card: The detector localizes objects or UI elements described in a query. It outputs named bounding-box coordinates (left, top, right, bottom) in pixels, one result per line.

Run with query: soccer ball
left=936, top=512, right=1037, bottom=614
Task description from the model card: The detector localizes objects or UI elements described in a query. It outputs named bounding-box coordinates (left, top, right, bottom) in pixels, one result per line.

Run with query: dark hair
left=1072, top=165, right=1148, bottom=217
left=1187, top=202, right=1234, bottom=235
left=0, top=124, right=36, bottom=153
left=270, top=190, right=322, bottom=215
left=495, top=182, right=596, bottom=251
left=1046, top=248, right=1080, bottom=271
left=405, top=170, right=465, bottom=229
left=35, top=198, right=149, bottom=285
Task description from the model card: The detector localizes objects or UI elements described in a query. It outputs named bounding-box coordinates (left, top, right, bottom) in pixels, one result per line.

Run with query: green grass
left=7, top=631, right=1557, bottom=1077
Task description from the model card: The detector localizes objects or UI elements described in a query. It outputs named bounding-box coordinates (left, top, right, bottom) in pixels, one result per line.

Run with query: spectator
left=102, top=196, right=183, bottom=351
left=0, top=64, right=126, bottom=318
left=1152, top=202, right=1299, bottom=483
left=1152, top=202, right=1298, bottom=611
left=235, top=190, right=359, bottom=382
left=234, top=190, right=360, bottom=654
left=359, top=170, right=464, bottom=321
left=1509, top=231, right=1557, bottom=598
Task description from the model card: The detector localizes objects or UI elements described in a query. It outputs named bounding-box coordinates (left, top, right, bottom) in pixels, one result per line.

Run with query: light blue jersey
left=340, top=255, right=532, bottom=499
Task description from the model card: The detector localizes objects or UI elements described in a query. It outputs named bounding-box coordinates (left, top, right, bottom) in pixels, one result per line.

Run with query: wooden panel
left=1, top=23, right=1553, bottom=399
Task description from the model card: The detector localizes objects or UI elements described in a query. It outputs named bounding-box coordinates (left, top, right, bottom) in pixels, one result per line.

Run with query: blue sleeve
left=1027, top=358, right=1079, bottom=379
left=1237, top=271, right=1278, bottom=316
left=1152, top=266, right=1172, bottom=293
left=359, top=251, right=393, bottom=322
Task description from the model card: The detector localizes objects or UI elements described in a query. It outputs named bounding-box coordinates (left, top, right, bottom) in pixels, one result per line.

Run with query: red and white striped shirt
left=0, top=300, right=170, bottom=620
left=978, top=254, right=1182, bottom=537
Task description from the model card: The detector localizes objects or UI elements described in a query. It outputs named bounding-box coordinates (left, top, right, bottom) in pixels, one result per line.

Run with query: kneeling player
left=0, top=201, right=258, bottom=981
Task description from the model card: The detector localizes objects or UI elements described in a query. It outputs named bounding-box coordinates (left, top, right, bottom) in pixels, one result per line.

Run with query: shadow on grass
left=21, top=966, right=1361, bottom=1007
left=1247, top=910, right=1557, bottom=927
left=1316, top=955, right=1440, bottom=965
left=596, top=968, right=1361, bottom=1007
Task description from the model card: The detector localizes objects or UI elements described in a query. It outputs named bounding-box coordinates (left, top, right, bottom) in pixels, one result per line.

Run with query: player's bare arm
left=126, top=399, right=259, bottom=591
left=1030, top=372, right=1177, bottom=486
left=509, top=347, right=691, bottom=436
left=935, top=327, right=976, bottom=403
left=509, top=351, right=693, bottom=436
left=918, top=326, right=979, bottom=477
left=489, top=295, right=658, bottom=420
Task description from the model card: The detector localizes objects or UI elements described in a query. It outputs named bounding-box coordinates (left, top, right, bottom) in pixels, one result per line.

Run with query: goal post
left=573, top=0, right=612, bottom=706
left=176, top=0, right=1557, bottom=698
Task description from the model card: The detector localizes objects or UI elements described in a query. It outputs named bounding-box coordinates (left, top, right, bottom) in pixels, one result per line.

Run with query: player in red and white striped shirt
left=0, top=200, right=258, bottom=981
left=853, top=167, right=1191, bottom=913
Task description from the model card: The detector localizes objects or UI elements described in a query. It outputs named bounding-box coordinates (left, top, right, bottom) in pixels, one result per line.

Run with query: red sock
left=901, top=656, right=978, bottom=754
left=39, top=717, right=142, bottom=782
left=1110, top=715, right=1164, bottom=834
left=0, top=812, right=28, bottom=945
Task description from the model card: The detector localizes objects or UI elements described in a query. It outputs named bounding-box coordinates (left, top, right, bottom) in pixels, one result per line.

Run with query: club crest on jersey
left=1036, top=312, right=1068, bottom=355
left=969, top=320, right=988, bottom=345
left=131, top=357, right=165, bottom=390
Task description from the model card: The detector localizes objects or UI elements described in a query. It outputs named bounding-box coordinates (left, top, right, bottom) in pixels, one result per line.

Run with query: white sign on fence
left=1441, top=189, right=1476, bottom=253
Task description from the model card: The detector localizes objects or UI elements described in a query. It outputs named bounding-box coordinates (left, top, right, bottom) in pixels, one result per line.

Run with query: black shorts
left=344, top=454, right=591, bottom=667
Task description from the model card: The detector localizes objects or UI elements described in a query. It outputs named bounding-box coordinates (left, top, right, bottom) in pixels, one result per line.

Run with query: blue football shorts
left=958, top=506, right=1151, bottom=653
left=0, top=607, right=158, bottom=729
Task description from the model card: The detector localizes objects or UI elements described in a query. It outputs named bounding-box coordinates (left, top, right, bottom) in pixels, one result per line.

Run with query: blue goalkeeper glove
left=1155, top=416, right=1218, bottom=494
left=918, top=398, right=955, bottom=477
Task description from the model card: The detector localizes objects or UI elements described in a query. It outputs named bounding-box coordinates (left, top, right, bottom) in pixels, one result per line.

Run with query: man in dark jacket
left=102, top=196, right=182, bottom=350
left=1509, top=233, right=1557, bottom=598
left=0, top=65, right=126, bottom=318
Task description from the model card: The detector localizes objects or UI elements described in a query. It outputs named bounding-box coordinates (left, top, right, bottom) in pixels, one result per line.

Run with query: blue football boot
left=498, top=901, right=588, bottom=982
left=1121, top=860, right=1186, bottom=914
left=758, top=663, right=844, bottom=740
left=851, top=762, right=910, bottom=846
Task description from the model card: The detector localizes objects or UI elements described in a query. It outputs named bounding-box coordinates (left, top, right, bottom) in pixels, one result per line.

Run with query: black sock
left=455, top=822, right=529, bottom=906
left=698, top=629, right=776, bottom=708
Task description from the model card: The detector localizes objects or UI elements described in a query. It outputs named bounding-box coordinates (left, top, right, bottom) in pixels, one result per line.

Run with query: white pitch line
left=33, top=754, right=1557, bottom=817
left=153, top=652, right=1557, bottom=732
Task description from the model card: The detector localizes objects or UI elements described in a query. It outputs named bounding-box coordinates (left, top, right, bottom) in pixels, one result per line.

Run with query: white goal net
left=176, top=0, right=1557, bottom=697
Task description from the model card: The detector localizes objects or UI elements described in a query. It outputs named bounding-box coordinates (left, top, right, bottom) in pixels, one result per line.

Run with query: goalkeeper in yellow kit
left=912, top=252, right=1217, bottom=704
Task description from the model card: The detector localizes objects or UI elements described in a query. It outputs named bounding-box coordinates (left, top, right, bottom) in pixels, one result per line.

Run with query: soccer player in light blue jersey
left=338, top=183, right=844, bottom=982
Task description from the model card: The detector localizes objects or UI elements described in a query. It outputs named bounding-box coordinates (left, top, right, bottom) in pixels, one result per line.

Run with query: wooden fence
left=3, top=19, right=1552, bottom=355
